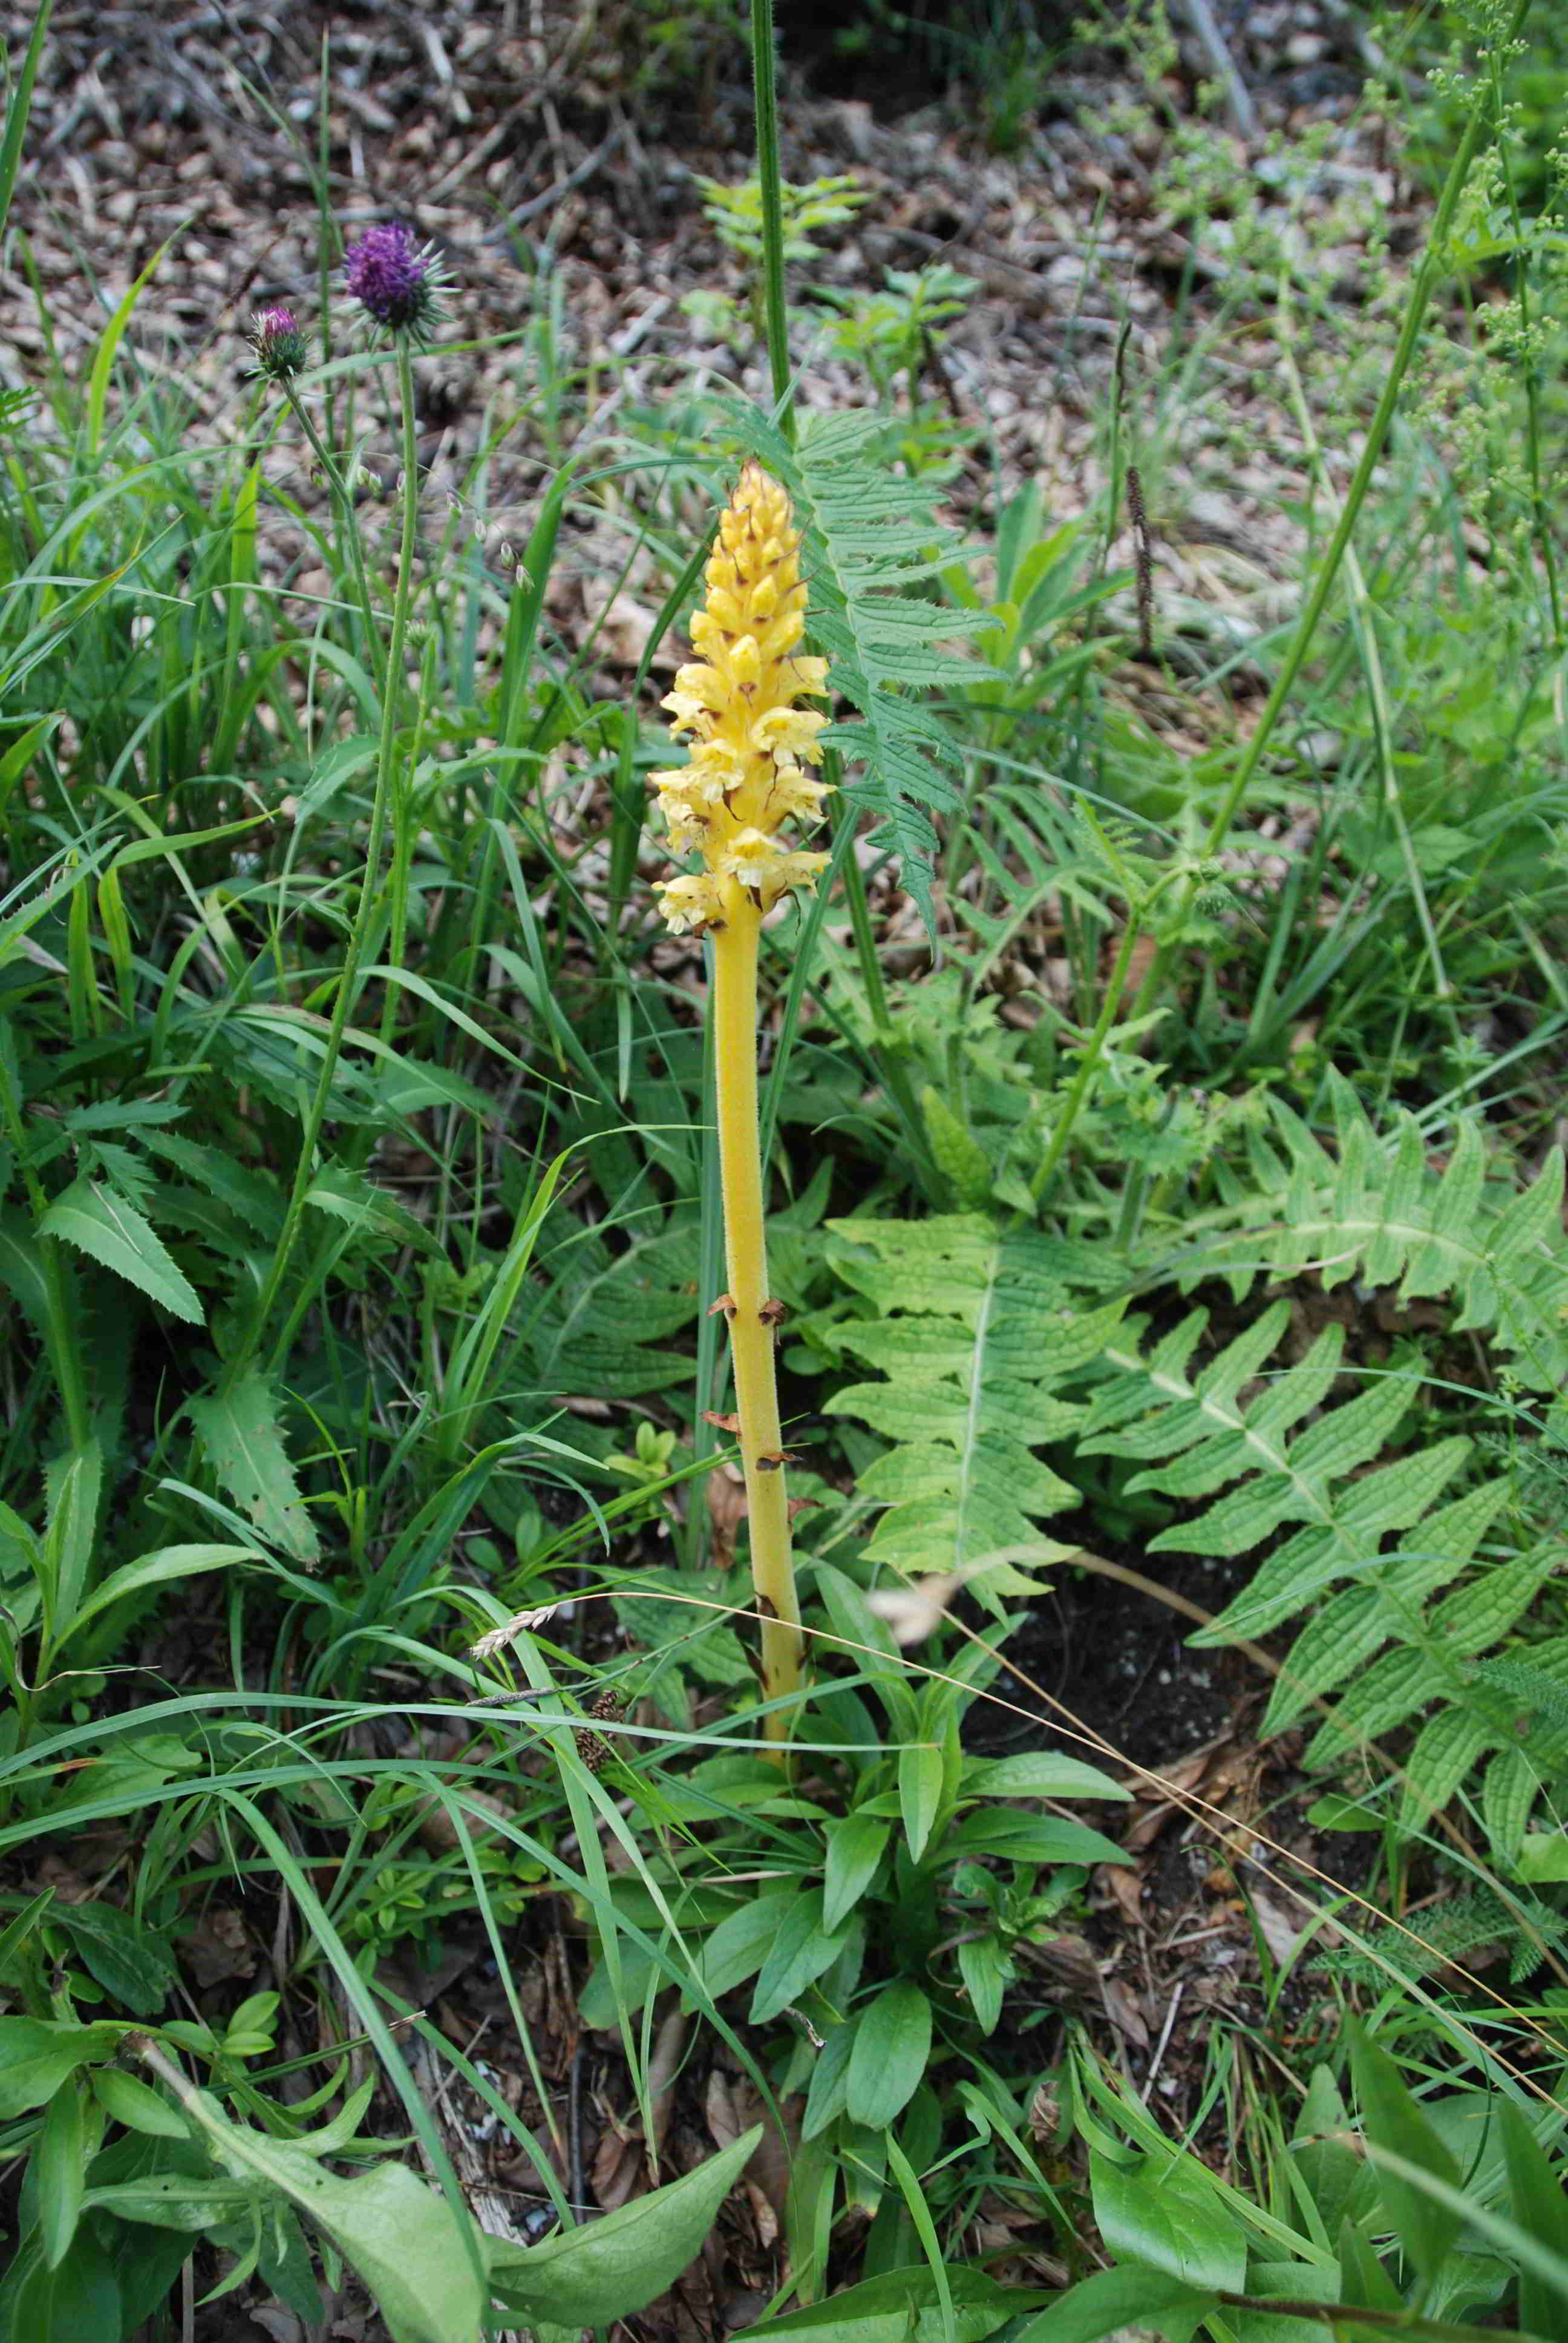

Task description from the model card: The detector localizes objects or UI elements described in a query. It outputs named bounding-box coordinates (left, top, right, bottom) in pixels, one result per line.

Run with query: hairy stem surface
left=712, top=883, right=802, bottom=1749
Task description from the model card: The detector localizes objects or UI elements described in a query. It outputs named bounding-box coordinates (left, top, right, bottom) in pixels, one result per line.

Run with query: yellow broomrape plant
left=652, top=462, right=832, bottom=1750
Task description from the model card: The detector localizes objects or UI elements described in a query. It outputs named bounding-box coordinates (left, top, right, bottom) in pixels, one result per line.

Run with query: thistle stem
left=711, top=882, right=802, bottom=1752
left=225, top=339, right=422, bottom=1391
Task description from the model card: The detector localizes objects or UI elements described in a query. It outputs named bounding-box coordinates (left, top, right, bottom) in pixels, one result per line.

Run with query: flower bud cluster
left=653, top=462, right=831, bottom=936
left=249, top=305, right=309, bottom=381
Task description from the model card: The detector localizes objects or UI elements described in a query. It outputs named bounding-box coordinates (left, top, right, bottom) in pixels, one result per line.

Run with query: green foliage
left=1189, top=1078, right=1568, bottom=1397
left=816, top=1211, right=1122, bottom=1591
left=0, top=2011, right=755, bottom=2343
left=696, top=171, right=872, bottom=267
left=745, top=408, right=999, bottom=929
left=1015, top=2044, right=1568, bottom=2343
left=5, top=0, right=1568, bottom=2331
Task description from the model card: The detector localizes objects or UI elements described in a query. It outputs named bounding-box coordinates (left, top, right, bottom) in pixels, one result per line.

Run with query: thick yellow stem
left=711, top=878, right=802, bottom=1751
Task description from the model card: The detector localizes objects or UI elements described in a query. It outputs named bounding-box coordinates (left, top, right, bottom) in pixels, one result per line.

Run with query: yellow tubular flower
left=655, top=462, right=832, bottom=1754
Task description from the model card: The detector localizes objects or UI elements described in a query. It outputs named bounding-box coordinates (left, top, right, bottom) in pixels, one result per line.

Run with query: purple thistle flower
left=249, top=305, right=309, bottom=381
left=342, top=220, right=445, bottom=339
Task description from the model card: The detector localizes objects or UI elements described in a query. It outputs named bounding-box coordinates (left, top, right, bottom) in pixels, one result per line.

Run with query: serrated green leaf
left=40, top=1178, right=202, bottom=1324
left=190, top=1370, right=320, bottom=1565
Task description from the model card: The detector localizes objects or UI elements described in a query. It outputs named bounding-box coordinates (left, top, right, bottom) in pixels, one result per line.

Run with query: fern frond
left=1261, top=1478, right=1512, bottom=1734
left=820, top=1213, right=1121, bottom=1601
left=741, top=409, right=996, bottom=933
left=1073, top=1297, right=1567, bottom=1836
left=1080, top=1306, right=1471, bottom=1636
left=1321, top=1886, right=1565, bottom=1989
left=1306, top=1544, right=1563, bottom=1766
left=522, top=1215, right=703, bottom=1400
left=1468, top=1649, right=1568, bottom=1731
left=1188, top=1076, right=1568, bottom=1394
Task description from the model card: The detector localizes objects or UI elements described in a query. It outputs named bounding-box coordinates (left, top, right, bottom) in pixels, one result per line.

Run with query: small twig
left=569, top=2045, right=584, bottom=2213
left=483, top=126, right=624, bottom=238
left=1139, top=1978, right=1185, bottom=2101
left=1172, top=0, right=1259, bottom=142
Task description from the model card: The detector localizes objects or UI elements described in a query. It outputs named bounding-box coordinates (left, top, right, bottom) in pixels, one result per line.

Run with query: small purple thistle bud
left=249, top=305, right=308, bottom=381
left=342, top=220, right=445, bottom=339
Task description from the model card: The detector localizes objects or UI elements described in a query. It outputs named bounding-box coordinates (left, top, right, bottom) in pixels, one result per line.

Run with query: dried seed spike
left=702, top=1410, right=743, bottom=1434
left=468, top=1601, right=561, bottom=1659
left=707, top=1293, right=737, bottom=1319
left=573, top=1689, right=623, bottom=1775
left=573, top=1728, right=612, bottom=1774
left=1127, top=462, right=1155, bottom=661
left=758, top=1299, right=788, bottom=1326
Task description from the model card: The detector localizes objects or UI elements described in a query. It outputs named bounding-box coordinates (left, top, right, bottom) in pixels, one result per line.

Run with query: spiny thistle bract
left=342, top=220, right=447, bottom=340
left=652, top=461, right=831, bottom=936
left=248, top=305, right=309, bottom=381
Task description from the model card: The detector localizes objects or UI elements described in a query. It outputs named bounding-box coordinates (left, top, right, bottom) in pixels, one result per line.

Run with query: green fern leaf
left=1310, top=1551, right=1568, bottom=1765
left=1466, top=1648, right=1568, bottom=1734
left=1324, top=1886, right=1564, bottom=1988
left=1399, top=1704, right=1501, bottom=1826
left=524, top=1216, right=703, bottom=1400
left=736, top=408, right=996, bottom=934
left=1189, top=1080, right=1568, bottom=1394
left=1263, top=1478, right=1512, bottom=1734
left=1080, top=1079, right=1568, bottom=1832
left=920, top=1087, right=993, bottom=1210
left=823, top=1213, right=1119, bottom=1597
left=1481, top=1745, right=1541, bottom=1867
left=1086, top=1308, right=1468, bottom=1618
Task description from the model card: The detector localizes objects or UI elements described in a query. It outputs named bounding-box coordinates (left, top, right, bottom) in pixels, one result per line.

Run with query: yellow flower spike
left=653, top=461, right=833, bottom=1757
